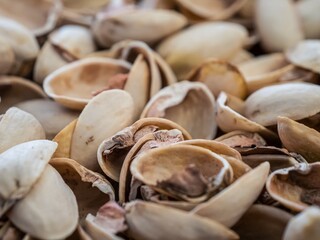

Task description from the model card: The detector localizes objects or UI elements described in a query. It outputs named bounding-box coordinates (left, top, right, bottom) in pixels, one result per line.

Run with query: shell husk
left=157, top=22, right=248, bottom=79
left=255, top=0, right=304, bottom=52
left=50, top=158, right=115, bottom=221
left=0, top=39, right=15, bottom=75
left=244, top=83, right=320, bottom=126
left=191, top=162, right=270, bottom=227
left=92, top=8, right=187, bottom=47
left=0, top=108, right=46, bottom=153
left=0, top=76, right=46, bottom=113
left=230, top=50, right=254, bottom=65
left=141, top=81, right=217, bottom=139
left=297, top=0, right=320, bottom=39
left=125, top=200, right=239, bottom=240
left=187, top=59, right=248, bottom=99
left=8, top=165, right=78, bottom=239
left=215, top=130, right=267, bottom=148
left=53, top=119, right=77, bottom=158
left=98, top=117, right=191, bottom=182
left=44, top=57, right=131, bottom=110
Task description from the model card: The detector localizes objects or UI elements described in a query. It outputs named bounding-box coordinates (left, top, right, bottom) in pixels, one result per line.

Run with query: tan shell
left=283, top=206, right=320, bottom=240
left=245, top=83, right=320, bottom=126
left=34, top=25, right=97, bottom=84
left=187, top=59, right=248, bottom=99
left=286, top=40, right=320, bottom=74
left=174, top=0, right=247, bottom=21
left=98, top=117, right=191, bottom=182
left=44, top=57, right=131, bottom=110
left=125, top=200, right=239, bottom=240
left=0, top=222, right=24, bottom=239
left=92, top=8, right=187, bottom=47
left=229, top=50, right=254, bottom=65
left=216, top=92, right=278, bottom=141
left=233, top=204, right=293, bottom=240
left=191, top=162, right=270, bottom=227
left=0, top=140, right=57, bottom=215
left=0, top=0, right=62, bottom=36
left=15, top=99, right=79, bottom=140
left=141, top=81, right=217, bottom=139
left=297, top=0, right=320, bottom=39
left=50, top=158, right=115, bottom=221
left=238, top=53, right=294, bottom=93
left=0, top=108, right=46, bottom=153
left=266, top=163, right=320, bottom=211
left=157, top=22, right=248, bottom=79
left=255, top=0, right=304, bottom=52
left=8, top=165, right=78, bottom=239
left=130, top=144, right=233, bottom=203
left=215, top=131, right=267, bottom=148
left=0, top=76, right=46, bottom=113
left=0, top=39, right=15, bottom=75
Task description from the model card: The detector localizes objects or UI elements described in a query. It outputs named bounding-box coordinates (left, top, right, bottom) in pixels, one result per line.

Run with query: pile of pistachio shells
left=1, top=0, right=320, bottom=239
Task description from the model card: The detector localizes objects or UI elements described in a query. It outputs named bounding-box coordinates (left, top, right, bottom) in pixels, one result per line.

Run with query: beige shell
left=92, top=8, right=187, bottom=47
left=141, top=81, right=217, bottom=139
left=215, top=131, right=267, bottom=148
left=0, top=39, right=15, bottom=75
left=0, top=0, right=62, bottom=37
left=0, top=222, right=25, bottom=239
left=157, top=22, right=248, bottom=79
left=98, top=117, right=191, bottom=182
left=15, top=99, right=79, bottom=140
left=216, top=92, right=278, bottom=141
left=125, top=200, right=239, bottom=240
left=233, top=204, right=293, bottom=240
left=266, top=163, right=320, bottom=211
left=0, top=108, right=45, bottom=153
left=244, top=83, right=320, bottom=126
left=8, top=165, right=78, bottom=239
left=187, top=59, right=248, bottom=99
left=229, top=50, right=254, bottom=65
left=130, top=144, right=233, bottom=203
left=283, top=206, right=320, bottom=240
left=286, top=40, right=320, bottom=74
left=0, top=76, right=46, bottom=113
left=238, top=53, right=294, bottom=93
left=34, top=25, right=97, bottom=84
left=297, top=0, right=320, bottom=39
left=278, top=116, right=320, bottom=163
left=50, top=158, right=115, bottom=221
left=191, top=162, right=270, bottom=227
left=255, top=0, right=304, bottom=52
left=44, top=57, right=131, bottom=110
left=0, top=140, right=57, bottom=215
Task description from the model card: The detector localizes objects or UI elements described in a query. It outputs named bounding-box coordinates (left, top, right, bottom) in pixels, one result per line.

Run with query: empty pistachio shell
left=187, top=59, right=248, bottom=99
left=141, top=81, right=217, bottom=139
left=0, top=108, right=45, bottom=153
left=125, top=201, right=239, bottom=240
left=283, top=206, right=320, bottom=240
left=255, top=0, right=304, bottom=52
left=0, top=76, right=46, bottom=113
left=93, top=8, right=187, bottom=47
left=297, top=0, right=320, bottom=39
left=191, top=162, right=270, bottom=227
left=8, top=165, right=78, bottom=239
left=215, top=131, right=267, bottom=148
left=245, top=83, right=320, bottom=126
left=157, top=22, right=248, bottom=79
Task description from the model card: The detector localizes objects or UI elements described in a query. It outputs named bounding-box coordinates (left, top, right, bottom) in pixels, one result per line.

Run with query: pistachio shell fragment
left=215, top=131, right=267, bottom=148
left=53, top=119, right=77, bottom=158
left=187, top=59, right=248, bottom=99
left=297, top=0, right=320, bottom=39
left=0, top=108, right=45, bottom=153
left=283, top=206, right=320, bottom=240
left=93, top=8, right=187, bottom=47
left=157, top=22, right=248, bottom=79
left=245, top=83, right=320, bottom=126
left=191, top=162, right=270, bottom=227
left=125, top=201, right=239, bottom=240
left=8, top=165, right=78, bottom=240
left=50, top=158, right=115, bottom=221
left=141, top=81, right=217, bottom=139
left=0, top=40, right=14, bottom=75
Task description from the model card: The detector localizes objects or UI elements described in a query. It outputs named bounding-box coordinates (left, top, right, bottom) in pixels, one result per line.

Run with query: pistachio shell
left=215, top=131, right=267, bottom=148
left=157, top=22, right=248, bottom=79
left=0, top=108, right=46, bottom=153
left=297, top=0, right=320, bottom=39
left=245, top=83, right=320, bottom=126
left=229, top=50, right=254, bottom=65
left=141, top=81, right=217, bottom=139
left=93, top=8, right=187, bottom=47
left=53, top=119, right=77, bottom=158
left=125, top=201, right=239, bottom=240
left=191, top=162, right=270, bottom=227
left=8, top=165, right=78, bottom=239
left=255, top=0, right=304, bottom=52
left=0, top=40, right=15, bottom=75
